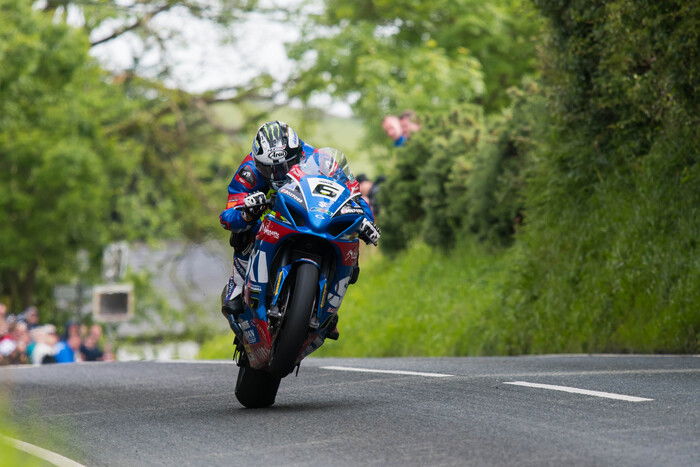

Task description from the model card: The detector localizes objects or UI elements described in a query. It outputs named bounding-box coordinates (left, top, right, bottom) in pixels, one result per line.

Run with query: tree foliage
left=490, top=0, right=700, bottom=353
left=288, top=0, right=539, bottom=141
left=0, top=0, right=263, bottom=311
left=0, top=0, right=115, bottom=309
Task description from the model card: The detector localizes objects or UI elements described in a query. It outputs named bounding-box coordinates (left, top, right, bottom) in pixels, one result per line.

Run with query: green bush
left=378, top=105, right=485, bottom=252
left=489, top=0, right=700, bottom=353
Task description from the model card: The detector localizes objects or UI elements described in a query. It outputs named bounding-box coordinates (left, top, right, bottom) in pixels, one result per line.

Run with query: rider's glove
left=241, top=191, right=268, bottom=222
left=358, top=218, right=381, bottom=246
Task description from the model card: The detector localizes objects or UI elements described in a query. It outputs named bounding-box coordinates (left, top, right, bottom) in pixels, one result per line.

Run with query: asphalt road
left=1, top=355, right=698, bottom=466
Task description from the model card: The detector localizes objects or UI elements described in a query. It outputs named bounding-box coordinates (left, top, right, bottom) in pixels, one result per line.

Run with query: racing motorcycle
left=231, top=148, right=378, bottom=408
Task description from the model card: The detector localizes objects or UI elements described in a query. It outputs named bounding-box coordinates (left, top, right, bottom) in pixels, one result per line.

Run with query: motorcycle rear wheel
left=269, top=262, right=318, bottom=378
left=235, top=353, right=281, bottom=408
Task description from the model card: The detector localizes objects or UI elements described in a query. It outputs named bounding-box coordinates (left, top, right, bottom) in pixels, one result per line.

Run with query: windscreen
left=298, top=148, right=355, bottom=184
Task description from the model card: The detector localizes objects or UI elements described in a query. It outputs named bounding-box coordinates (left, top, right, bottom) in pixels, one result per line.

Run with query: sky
left=85, top=4, right=353, bottom=116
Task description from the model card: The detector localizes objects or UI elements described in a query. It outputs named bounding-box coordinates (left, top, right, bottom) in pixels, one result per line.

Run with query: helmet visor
left=255, top=147, right=301, bottom=187
left=256, top=160, right=291, bottom=184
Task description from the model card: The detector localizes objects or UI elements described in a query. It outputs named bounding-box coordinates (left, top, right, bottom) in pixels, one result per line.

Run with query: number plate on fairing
left=306, top=178, right=344, bottom=200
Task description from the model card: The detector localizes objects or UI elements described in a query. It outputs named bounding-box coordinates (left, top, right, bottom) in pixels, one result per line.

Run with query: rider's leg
left=221, top=227, right=257, bottom=331
left=221, top=252, right=249, bottom=314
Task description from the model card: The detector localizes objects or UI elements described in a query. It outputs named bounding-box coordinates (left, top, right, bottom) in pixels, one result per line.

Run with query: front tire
left=235, top=353, right=281, bottom=408
left=269, top=262, right=318, bottom=377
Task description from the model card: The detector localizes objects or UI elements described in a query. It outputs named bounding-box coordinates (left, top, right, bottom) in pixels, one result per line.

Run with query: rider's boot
left=325, top=314, right=340, bottom=340
left=327, top=326, right=340, bottom=340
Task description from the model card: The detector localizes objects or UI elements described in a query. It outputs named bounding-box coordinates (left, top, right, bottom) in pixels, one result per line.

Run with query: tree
left=0, top=0, right=117, bottom=310
left=288, top=0, right=540, bottom=141
left=0, top=0, right=265, bottom=311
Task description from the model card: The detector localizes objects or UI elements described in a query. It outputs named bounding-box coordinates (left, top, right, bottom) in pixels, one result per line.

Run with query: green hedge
left=373, top=0, right=700, bottom=353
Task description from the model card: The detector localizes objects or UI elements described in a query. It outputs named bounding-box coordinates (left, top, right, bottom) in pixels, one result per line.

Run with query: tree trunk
left=18, top=263, right=38, bottom=310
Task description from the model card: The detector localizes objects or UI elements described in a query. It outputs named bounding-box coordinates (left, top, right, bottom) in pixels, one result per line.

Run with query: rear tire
left=235, top=354, right=281, bottom=408
left=269, top=262, right=318, bottom=377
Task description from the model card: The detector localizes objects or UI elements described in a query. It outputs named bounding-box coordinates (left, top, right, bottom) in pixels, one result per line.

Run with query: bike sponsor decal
left=262, top=224, right=280, bottom=240
left=339, top=203, right=364, bottom=215
left=327, top=277, right=350, bottom=308
left=246, top=344, right=271, bottom=369
left=347, top=180, right=361, bottom=196
left=288, top=165, right=305, bottom=181
left=344, top=248, right=358, bottom=264
left=256, top=219, right=294, bottom=244
left=244, top=327, right=257, bottom=343
left=280, top=187, right=304, bottom=206
left=336, top=241, right=360, bottom=266
left=241, top=318, right=272, bottom=369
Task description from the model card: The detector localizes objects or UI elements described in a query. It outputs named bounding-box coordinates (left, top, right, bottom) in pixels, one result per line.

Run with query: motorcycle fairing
left=233, top=162, right=364, bottom=369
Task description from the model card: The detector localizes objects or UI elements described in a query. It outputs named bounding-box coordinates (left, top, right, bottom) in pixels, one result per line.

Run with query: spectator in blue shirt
left=55, top=334, right=82, bottom=363
left=382, top=115, right=406, bottom=147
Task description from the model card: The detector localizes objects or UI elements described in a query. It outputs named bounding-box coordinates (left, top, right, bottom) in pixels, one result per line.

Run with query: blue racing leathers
left=219, top=143, right=373, bottom=309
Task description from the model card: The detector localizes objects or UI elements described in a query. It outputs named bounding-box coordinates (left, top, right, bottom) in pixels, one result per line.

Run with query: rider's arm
left=219, top=155, right=268, bottom=232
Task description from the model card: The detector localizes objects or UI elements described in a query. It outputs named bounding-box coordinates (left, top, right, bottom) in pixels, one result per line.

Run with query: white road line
left=466, top=368, right=700, bottom=378
left=321, top=366, right=453, bottom=378
left=503, top=381, right=653, bottom=402
left=1, top=435, right=85, bottom=467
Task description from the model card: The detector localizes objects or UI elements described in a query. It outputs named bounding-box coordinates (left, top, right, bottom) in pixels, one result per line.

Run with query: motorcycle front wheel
left=235, top=353, right=281, bottom=408
left=269, top=262, right=318, bottom=378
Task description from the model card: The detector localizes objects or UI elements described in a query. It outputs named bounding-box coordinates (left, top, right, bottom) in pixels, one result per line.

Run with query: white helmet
left=252, top=121, right=302, bottom=189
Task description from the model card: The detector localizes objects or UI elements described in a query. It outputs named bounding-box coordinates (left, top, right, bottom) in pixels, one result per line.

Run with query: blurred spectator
left=30, top=324, right=59, bottom=365
left=0, top=319, right=13, bottom=359
left=0, top=321, right=30, bottom=365
left=80, top=324, right=105, bottom=361
left=80, top=333, right=104, bottom=361
left=368, top=175, right=386, bottom=216
left=89, top=324, right=103, bottom=341
left=63, top=320, right=81, bottom=340
left=399, top=110, right=421, bottom=140
left=55, top=320, right=83, bottom=363
left=356, top=174, right=374, bottom=211
left=55, top=334, right=83, bottom=363
left=0, top=313, right=115, bottom=366
left=354, top=174, right=387, bottom=217
left=382, top=115, right=406, bottom=147
left=19, top=306, right=40, bottom=330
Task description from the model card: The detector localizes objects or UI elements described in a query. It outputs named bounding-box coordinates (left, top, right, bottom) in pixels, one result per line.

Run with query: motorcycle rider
left=219, top=121, right=380, bottom=334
